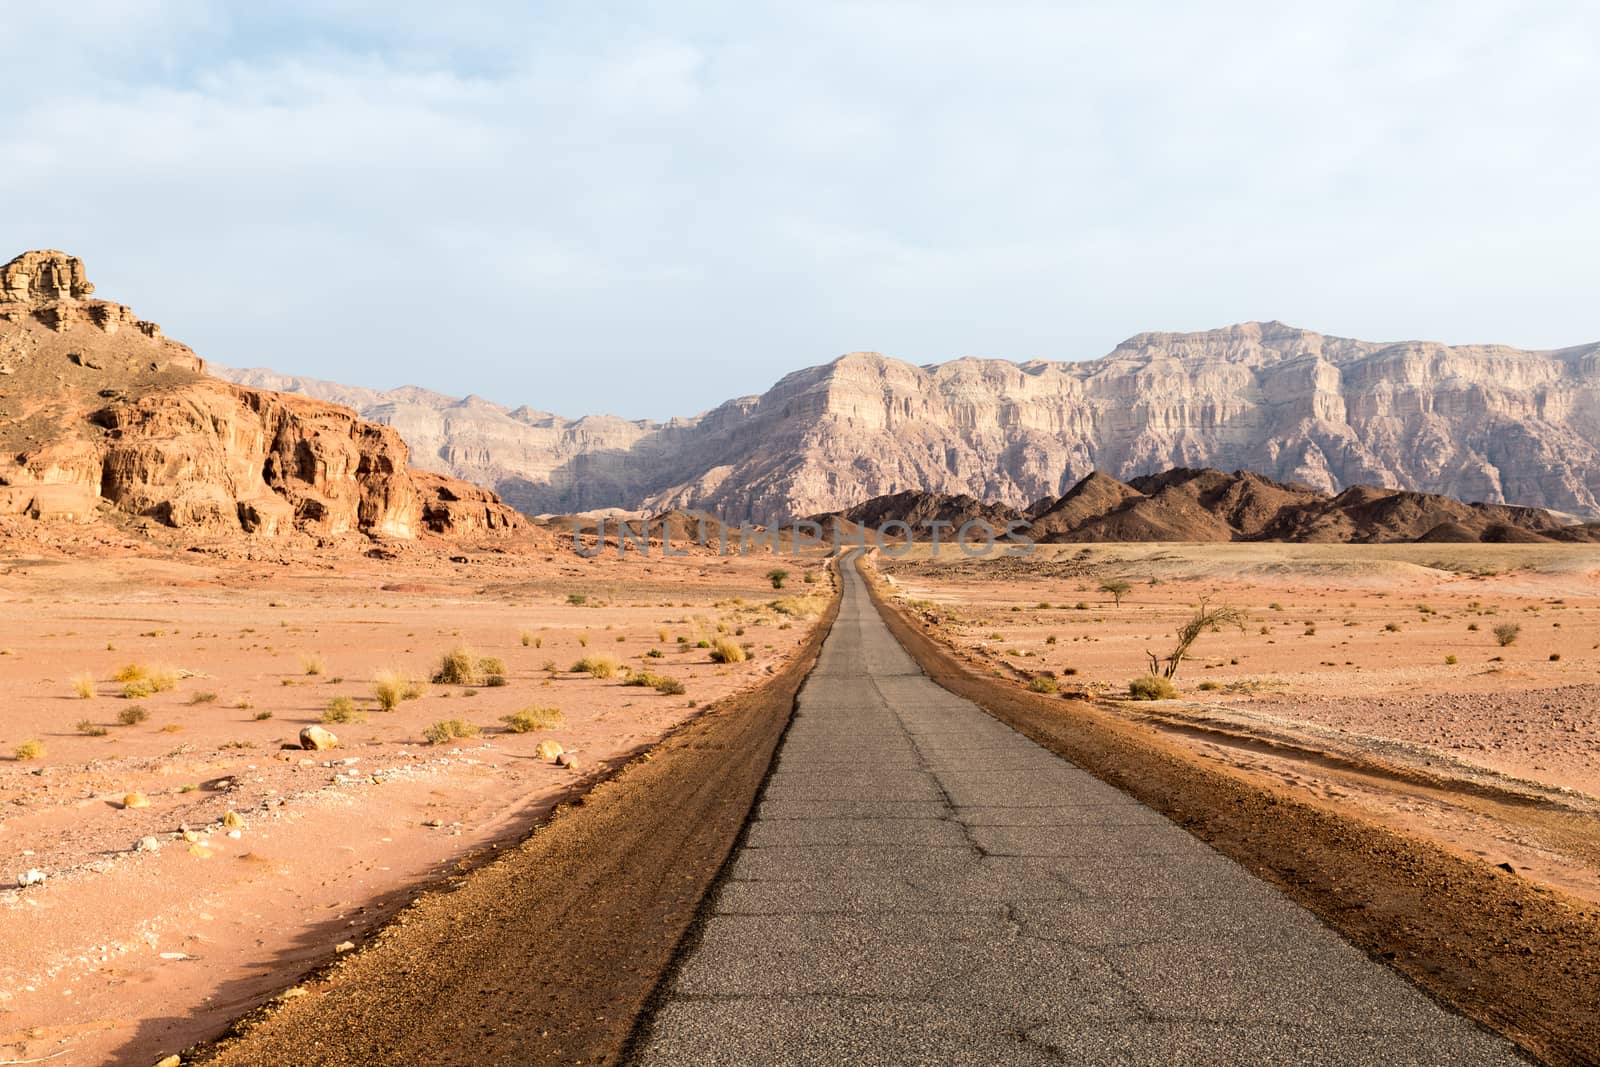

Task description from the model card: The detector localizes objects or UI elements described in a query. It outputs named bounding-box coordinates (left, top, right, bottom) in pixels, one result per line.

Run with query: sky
left=3, top=2, right=1597, bottom=420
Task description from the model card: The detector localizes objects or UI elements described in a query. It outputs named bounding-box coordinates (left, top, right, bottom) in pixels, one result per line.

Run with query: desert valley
left=3, top=250, right=1599, bottom=1066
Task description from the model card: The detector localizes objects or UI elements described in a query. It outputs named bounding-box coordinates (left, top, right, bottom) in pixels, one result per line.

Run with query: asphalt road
left=630, top=555, right=1524, bottom=1066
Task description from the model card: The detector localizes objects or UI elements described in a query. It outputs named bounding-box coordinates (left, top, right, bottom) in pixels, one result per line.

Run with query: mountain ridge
left=214, top=319, right=1600, bottom=524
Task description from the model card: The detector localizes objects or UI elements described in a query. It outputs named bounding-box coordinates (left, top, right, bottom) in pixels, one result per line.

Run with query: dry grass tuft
left=709, top=637, right=747, bottom=664
left=15, top=739, right=45, bottom=760
left=572, top=654, right=619, bottom=679
left=500, top=706, right=563, bottom=733
left=71, top=672, right=96, bottom=699
left=424, top=718, right=480, bottom=745
left=1127, top=674, right=1178, bottom=700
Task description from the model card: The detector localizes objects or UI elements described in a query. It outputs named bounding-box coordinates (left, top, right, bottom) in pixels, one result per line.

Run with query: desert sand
left=0, top=528, right=830, bottom=1066
left=880, top=541, right=1600, bottom=903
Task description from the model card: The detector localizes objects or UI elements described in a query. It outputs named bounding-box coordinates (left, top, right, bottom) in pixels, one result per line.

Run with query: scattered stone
left=423, top=818, right=443, bottom=828
left=335, top=940, right=355, bottom=953
left=556, top=752, right=580, bottom=771
left=182, top=829, right=201, bottom=843
left=222, top=810, right=245, bottom=830
left=226, top=829, right=243, bottom=839
left=15, top=868, right=46, bottom=887
left=1496, top=861, right=1516, bottom=873
left=136, top=835, right=161, bottom=853
left=299, top=725, right=338, bottom=751
left=122, top=791, right=151, bottom=809
left=189, top=844, right=213, bottom=859
left=535, top=739, right=564, bottom=761
left=154, top=1055, right=182, bottom=1067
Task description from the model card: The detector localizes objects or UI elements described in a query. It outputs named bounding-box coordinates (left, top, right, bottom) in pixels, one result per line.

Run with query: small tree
left=767, top=568, right=789, bottom=590
left=1146, top=599, right=1247, bottom=680
left=1492, top=622, right=1520, bottom=647
left=1099, top=579, right=1133, bottom=607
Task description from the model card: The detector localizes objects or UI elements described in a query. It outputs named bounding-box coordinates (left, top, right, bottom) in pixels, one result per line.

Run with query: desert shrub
left=1045, top=635, right=1058, bottom=645
left=118, top=705, right=150, bottom=725
left=1494, top=623, right=1521, bottom=647
left=1550, top=652, right=1562, bottom=662
left=645, top=648, right=664, bottom=659
left=432, top=646, right=482, bottom=686
left=1467, top=622, right=1480, bottom=632
left=1384, top=622, right=1401, bottom=633
left=567, top=593, right=588, bottom=606
left=577, top=632, right=591, bottom=648
left=301, top=654, right=325, bottom=676
left=113, top=663, right=146, bottom=682
left=479, top=656, right=506, bottom=676
left=770, top=596, right=828, bottom=619
left=70, top=673, right=96, bottom=699
left=146, top=666, right=178, bottom=692
left=253, top=710, right=274, bottom=721
left=1074, top=602, right=1088, bottom=611
left=1127, top=674, right=1178, bottom=700
left=657, top=627, right=670, bottom=643
left=372, top=669, right=425, bottom=710
left=424, top=718, right=480, bottom=744
left=121, top=679, right=155, bottom=700
left=14, top=739, right=44, bottom=761
left=500, top=706, right=563, bottom=733
left=767, top=568, right=789, bottom=589
left=1028, top=675, right=1058, bottom=694
left=1196, top=681, right=1221, bottom=691
left=485, top=673, right=509, bottom=687
left=573, top=655, right=619, bottom=679
left=322, top=696, right=366, bottom=724
left=76, top=719, right=108, bottom=736
left=189, top=691, right=218, bottom=705
left=655, top=676, right=687, bottom=695
left=709, top=638, right=747, bottom=664
left=520, top=630, right=534, bottom=647
left=1444, top=655, right=1458, bottom=665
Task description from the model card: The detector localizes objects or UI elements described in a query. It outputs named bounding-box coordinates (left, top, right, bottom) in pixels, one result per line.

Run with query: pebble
left=535, top=739, right=564, bottom=761
left=335, top=940, right=355, bottom=952
left=122, top=792, right=151, bottom=810
left=154, top=1055, right=182, bottom=1067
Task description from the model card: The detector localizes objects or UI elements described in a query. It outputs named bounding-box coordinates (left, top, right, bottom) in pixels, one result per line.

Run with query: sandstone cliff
left=216, top=321, right=1600, bottom=525
left=0, top=251, right=519, bottom=539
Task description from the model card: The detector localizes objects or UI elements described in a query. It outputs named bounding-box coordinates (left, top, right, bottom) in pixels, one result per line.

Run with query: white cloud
left=2, top=2, right=1597, bottom=417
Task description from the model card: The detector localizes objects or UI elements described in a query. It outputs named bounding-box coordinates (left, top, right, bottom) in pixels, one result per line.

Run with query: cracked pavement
left=630, top=557, right=1524, bottom=1065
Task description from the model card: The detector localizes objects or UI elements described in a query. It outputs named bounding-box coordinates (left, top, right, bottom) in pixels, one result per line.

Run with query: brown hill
left=819, top=468, right=1600, bottom=544
left=0, top=250, right=519, bottom=540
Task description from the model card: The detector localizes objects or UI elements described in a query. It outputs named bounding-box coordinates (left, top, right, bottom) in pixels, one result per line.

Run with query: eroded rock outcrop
left=0, top=250, right=520, bottom=539
left=217, top=322, right=1600, bottom=524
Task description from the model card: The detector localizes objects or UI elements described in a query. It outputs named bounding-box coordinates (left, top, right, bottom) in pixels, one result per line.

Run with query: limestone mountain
left=216, top=321, right=1600, bottom=526
left=0, top=250, right=519, bottom=539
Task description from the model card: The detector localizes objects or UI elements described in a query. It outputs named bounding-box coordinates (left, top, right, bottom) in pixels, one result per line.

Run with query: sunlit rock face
left=217, top=320, right=1600, bottom=525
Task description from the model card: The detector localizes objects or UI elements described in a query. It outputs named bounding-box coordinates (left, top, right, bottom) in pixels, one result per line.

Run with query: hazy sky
left=3, top=3, right=1596, bottom=419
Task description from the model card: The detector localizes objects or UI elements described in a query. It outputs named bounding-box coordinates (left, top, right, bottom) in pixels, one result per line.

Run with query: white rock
left=16, top=869, right=46, bottom=887
left=136, top=836, right=161, bottom=852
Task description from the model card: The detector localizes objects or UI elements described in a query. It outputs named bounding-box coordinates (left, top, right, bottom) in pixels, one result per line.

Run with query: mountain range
left=216, top=322, right=1600, bottom=524
left=814, top=468, right=1600, bottom=545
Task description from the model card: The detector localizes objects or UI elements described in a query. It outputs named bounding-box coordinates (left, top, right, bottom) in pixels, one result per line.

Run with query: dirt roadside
left=863, top=560, right=1600, bottom=1067
left=181, top=573, right=841, bottom=1067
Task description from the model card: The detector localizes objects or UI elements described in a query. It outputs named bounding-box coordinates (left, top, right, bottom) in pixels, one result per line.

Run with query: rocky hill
left=0, top=251, right=520, bottom=540
left=817, top=468, right=1600, bottom=544
left=217, top=321, right=1600, bottom=525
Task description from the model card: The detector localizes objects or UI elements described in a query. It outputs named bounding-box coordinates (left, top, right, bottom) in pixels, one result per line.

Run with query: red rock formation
left=0, top=250, right=520, bottom=539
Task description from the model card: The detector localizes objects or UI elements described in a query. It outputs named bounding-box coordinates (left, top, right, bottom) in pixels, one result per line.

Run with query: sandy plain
left=879, top=541, right=1600, bottom=906
left=0, top=525, right=830, bottom=1066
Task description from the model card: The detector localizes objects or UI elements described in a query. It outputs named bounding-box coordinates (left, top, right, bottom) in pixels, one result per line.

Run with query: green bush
left=1127, top=674, right=1178, bottom=700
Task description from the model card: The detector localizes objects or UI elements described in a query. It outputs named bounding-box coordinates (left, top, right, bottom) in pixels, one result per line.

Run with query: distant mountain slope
left=813, top=469, right=1600, bottom=544
left=215, top=320, right=1600, bottom=523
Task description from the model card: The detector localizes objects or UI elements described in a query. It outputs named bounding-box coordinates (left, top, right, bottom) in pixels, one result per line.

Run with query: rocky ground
left=0, top=526, right=831, bottom=1066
